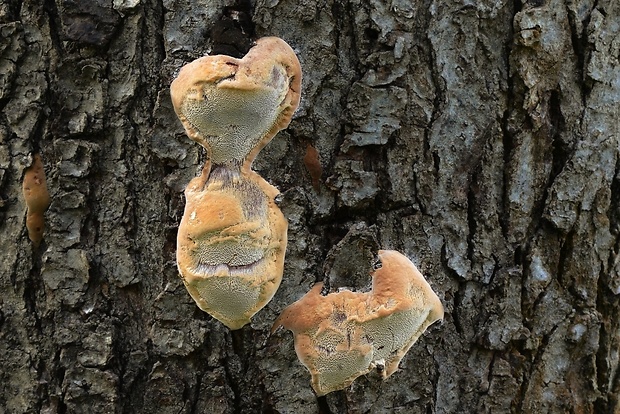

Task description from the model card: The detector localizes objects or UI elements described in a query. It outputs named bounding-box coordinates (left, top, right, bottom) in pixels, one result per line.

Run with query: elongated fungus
left=272, top=250, right=444, bottom=396
left=171, top=37, right=301, bottom=330
left=22, top=154, right=51, bottom=247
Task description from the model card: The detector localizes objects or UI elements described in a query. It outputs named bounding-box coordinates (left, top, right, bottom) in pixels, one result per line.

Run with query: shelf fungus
left=170, top=37, right=301, bottom=330
left=22, top=154, right=51, bottom=247
left=272, top=250, right=444, bottom=396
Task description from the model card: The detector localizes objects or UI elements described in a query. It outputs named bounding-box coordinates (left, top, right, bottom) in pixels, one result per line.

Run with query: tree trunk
left=1, top=0, right=619, bottom=413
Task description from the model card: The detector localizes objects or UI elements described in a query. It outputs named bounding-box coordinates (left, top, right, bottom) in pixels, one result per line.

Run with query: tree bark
left=1, top=0, right=619, bottom=413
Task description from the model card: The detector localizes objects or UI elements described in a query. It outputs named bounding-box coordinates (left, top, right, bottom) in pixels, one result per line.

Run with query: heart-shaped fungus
left=171, top=37, right=301, bottom=167
left=171, top=37, right=301, bottom=329
left=272, top=250, right=444, bottom=395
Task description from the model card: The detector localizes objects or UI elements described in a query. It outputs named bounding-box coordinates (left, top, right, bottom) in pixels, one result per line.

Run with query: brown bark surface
left=0, top=0, right=619, bottom=413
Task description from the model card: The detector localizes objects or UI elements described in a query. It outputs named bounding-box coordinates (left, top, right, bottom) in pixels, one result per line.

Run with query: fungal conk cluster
left=171, top=37, right=443, bottom=394
left=171, top=37, right=301, bottom=330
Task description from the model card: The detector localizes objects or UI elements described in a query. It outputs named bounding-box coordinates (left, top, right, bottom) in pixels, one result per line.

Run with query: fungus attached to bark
left=22, top=154, right=51, bottom=247
left=272, top=250, right=444, bottom=396
left=170, top=36, right=301, bottom=167
left=171, top=37, right=301, bottom=330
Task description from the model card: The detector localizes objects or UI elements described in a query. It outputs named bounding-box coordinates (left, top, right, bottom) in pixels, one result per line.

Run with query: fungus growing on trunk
left=272, top=250, right=444, bottom=395
left=22, top=154, right=51, bottom=247
left=170, top=37, right=301, bottom=330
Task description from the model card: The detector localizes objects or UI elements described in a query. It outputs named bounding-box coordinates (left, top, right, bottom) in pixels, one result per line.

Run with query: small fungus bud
left=303, top=143, right=322, bottom=191
left=171, top=37, right=301, bottom=329
left=272, top=250, right=444, bottom=396
left=22, top=154, right=51, bottom=247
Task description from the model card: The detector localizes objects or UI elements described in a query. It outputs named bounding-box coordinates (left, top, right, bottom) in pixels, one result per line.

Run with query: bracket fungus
left=272, top=250, right=444, bottom=396
left=170, top=37, right=301, bottom=330
left=22, top=154, right=51, bottom=247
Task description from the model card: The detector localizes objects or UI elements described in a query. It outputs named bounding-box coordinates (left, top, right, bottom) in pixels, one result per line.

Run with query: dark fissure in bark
left=210, top=0, right=255, bottom=57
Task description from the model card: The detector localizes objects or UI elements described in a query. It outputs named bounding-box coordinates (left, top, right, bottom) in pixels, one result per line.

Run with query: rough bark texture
left=1, top=0, right=619, bottom=413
